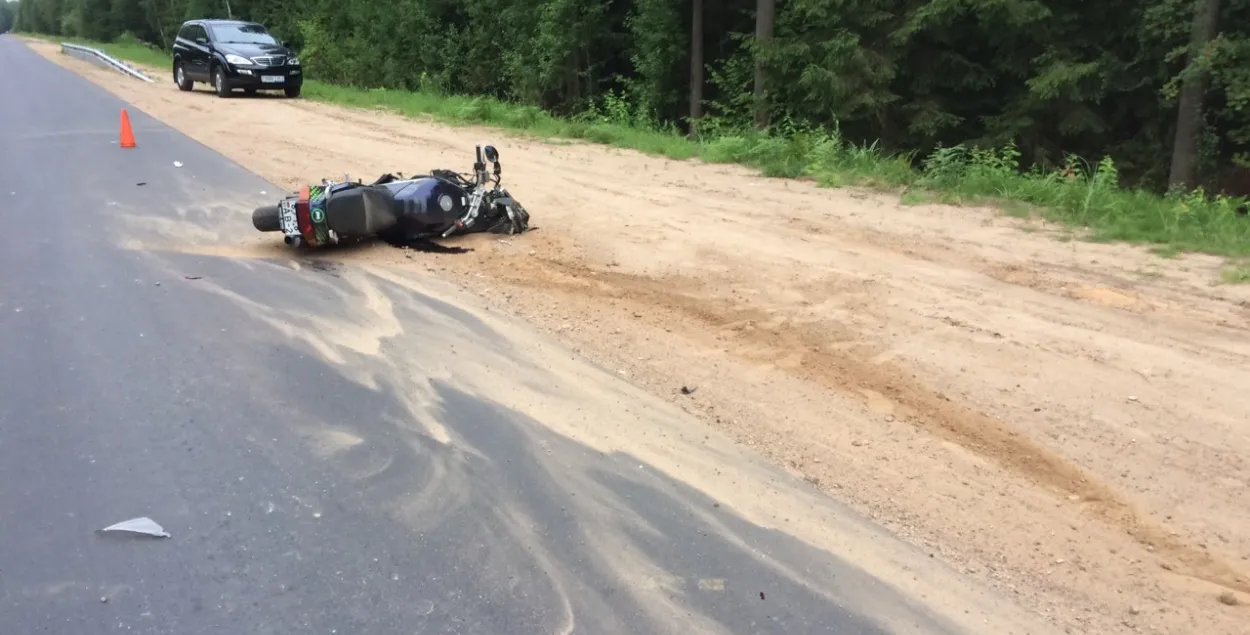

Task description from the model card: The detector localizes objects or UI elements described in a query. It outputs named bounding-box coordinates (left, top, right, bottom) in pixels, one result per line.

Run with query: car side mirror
left=282, top=41, right=293, bottom=49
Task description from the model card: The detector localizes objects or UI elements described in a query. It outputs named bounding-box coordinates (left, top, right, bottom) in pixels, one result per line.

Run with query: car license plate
left=262, top=75, right=285, bottom=84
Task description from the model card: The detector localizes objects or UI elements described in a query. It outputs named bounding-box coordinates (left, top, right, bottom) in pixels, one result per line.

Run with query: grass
left=1220, top=264, right=1250, bottom=284
left=22, top=32, right=1250, bottom=268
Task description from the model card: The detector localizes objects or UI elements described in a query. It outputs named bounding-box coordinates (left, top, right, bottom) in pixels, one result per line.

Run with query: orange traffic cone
left=119, top=109, right=136, bottom=148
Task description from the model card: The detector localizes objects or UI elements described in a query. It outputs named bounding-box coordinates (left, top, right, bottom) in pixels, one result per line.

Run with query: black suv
left=171, top=19, right=303, bottom=98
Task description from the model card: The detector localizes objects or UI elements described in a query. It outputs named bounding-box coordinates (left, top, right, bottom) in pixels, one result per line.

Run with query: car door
left=187, top=24, right=212, bottom=81
left=172, top=23, right=195, bottom=77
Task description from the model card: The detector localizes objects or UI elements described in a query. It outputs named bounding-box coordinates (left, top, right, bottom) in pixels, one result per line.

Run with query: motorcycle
left=251, top=144, right=530, bottom=248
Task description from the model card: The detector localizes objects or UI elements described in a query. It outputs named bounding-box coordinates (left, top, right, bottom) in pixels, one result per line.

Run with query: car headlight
left=224, top=54, right=251, bottom=66
left=288, top=57, right=300, bottom=66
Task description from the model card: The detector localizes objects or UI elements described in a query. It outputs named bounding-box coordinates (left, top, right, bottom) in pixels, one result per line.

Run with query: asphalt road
left=0, top=36, right=962, bottom=635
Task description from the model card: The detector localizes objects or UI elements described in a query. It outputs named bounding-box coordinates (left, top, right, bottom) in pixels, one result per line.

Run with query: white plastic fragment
left=173, top=161, right=183, bottom=168
left=98, top=516, right=171, bottom=538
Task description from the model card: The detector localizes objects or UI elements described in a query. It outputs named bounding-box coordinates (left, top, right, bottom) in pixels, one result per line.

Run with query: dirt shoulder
left=28, top=39, right=1250, bottom=634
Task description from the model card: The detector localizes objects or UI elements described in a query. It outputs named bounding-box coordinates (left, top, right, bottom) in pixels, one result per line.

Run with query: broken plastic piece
left=98, top=517, right=171, bottom=538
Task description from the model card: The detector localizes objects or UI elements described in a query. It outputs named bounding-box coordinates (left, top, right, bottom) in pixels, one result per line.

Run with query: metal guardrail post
left=59, top=42, right=155, bottom=83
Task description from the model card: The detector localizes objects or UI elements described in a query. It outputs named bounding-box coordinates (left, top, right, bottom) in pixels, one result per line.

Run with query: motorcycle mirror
left=483, top=145, right=499, bottom=163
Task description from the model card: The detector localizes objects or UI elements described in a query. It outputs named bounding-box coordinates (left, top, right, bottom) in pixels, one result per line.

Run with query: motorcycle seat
left=324, top=186, right=400, bottom=236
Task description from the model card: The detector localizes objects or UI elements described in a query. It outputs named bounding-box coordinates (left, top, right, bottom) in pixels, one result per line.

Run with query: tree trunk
left=1168, top=0, right=1221, bottom=190
left=688, top=0, right=703, bottom=139
left=140, top=0, right=169, bottom=48
left=752, top=0, right=775, bottom=130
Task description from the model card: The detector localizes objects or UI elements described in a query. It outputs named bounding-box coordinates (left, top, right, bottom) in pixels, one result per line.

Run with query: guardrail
left=59, top=42, right=155, bottom=83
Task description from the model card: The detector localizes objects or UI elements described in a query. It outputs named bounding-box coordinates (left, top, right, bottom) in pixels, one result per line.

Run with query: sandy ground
left=25, top=39, right=1250, bottom=634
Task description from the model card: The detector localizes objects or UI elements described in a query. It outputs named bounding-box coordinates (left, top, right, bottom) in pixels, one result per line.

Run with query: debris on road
left=136, top=182, right=146, bottom=187
left=183, top=275, right=202, bottom=280
left=97, top=516, right=171, bottom=538
left=680, top=385, right=697, bottom=395
left=173, top=161, right=183, bottom=168
left=1218, top=591, right=1240, bottom=606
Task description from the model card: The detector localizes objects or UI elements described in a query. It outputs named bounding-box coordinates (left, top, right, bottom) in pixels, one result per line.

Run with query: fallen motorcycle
left=251, top=144, right=530, bottom=248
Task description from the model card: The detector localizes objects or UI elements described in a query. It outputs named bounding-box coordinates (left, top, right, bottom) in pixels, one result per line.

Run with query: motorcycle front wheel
left=252, top=204, right=282, bottom=232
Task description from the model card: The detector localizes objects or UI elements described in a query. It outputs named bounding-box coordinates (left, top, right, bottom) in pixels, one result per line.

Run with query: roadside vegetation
left=1222, top=263, right=1250, bottom=283
left=13, top=0, right=1250, bottom=263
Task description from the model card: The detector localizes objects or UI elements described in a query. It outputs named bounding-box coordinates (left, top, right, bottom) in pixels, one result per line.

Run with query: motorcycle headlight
left=225, top=54, right=251, bottom=66
left=288, top=57, right=300, bottom=66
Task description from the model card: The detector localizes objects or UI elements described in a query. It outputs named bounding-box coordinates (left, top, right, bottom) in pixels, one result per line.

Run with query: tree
left=0, top=2, right=17, bottom=33
left=752, top=0, right=774, bottom=129
left=689, top=0, right=703, bottom=137
left=1168, top=0, right=1222, bottom=189
left=1, top=4, right=11, bottom=33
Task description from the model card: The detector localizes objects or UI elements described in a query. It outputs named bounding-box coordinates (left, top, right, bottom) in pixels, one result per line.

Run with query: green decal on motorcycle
left=308, top=185, right=330, bottom=245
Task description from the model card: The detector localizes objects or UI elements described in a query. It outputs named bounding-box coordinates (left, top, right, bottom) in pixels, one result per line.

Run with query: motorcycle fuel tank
left=383, top=177, right=466, bottom=230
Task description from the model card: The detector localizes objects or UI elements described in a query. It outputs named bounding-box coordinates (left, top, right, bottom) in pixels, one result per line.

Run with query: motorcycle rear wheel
left=252, top=204, right=282, bottom=232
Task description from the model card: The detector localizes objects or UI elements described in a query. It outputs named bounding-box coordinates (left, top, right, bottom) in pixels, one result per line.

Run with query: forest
left=0, top=2, right=22, bottom=33
left=9, top=0, right=1250, bottom=198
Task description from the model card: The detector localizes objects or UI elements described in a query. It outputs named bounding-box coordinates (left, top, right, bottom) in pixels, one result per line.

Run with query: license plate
left=279, top=199, right=299, bottom=235
left=261, top=75, right=285, bottom=84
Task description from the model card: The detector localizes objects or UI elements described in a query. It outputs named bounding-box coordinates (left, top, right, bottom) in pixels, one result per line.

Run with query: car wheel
left=213, top=67, right=232, bottom=98
left=284, top=85, right=301, bottom=98
left=174, top=62, right=193, bottom=91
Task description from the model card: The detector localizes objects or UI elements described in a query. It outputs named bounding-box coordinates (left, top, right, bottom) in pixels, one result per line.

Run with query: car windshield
left=210, top=24, right=277, bottom=45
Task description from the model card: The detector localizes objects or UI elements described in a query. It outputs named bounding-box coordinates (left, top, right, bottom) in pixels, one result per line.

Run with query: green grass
left=1220, top=263, right=1250, bottom=284
left=22, top=32, right=1250, bottom=260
